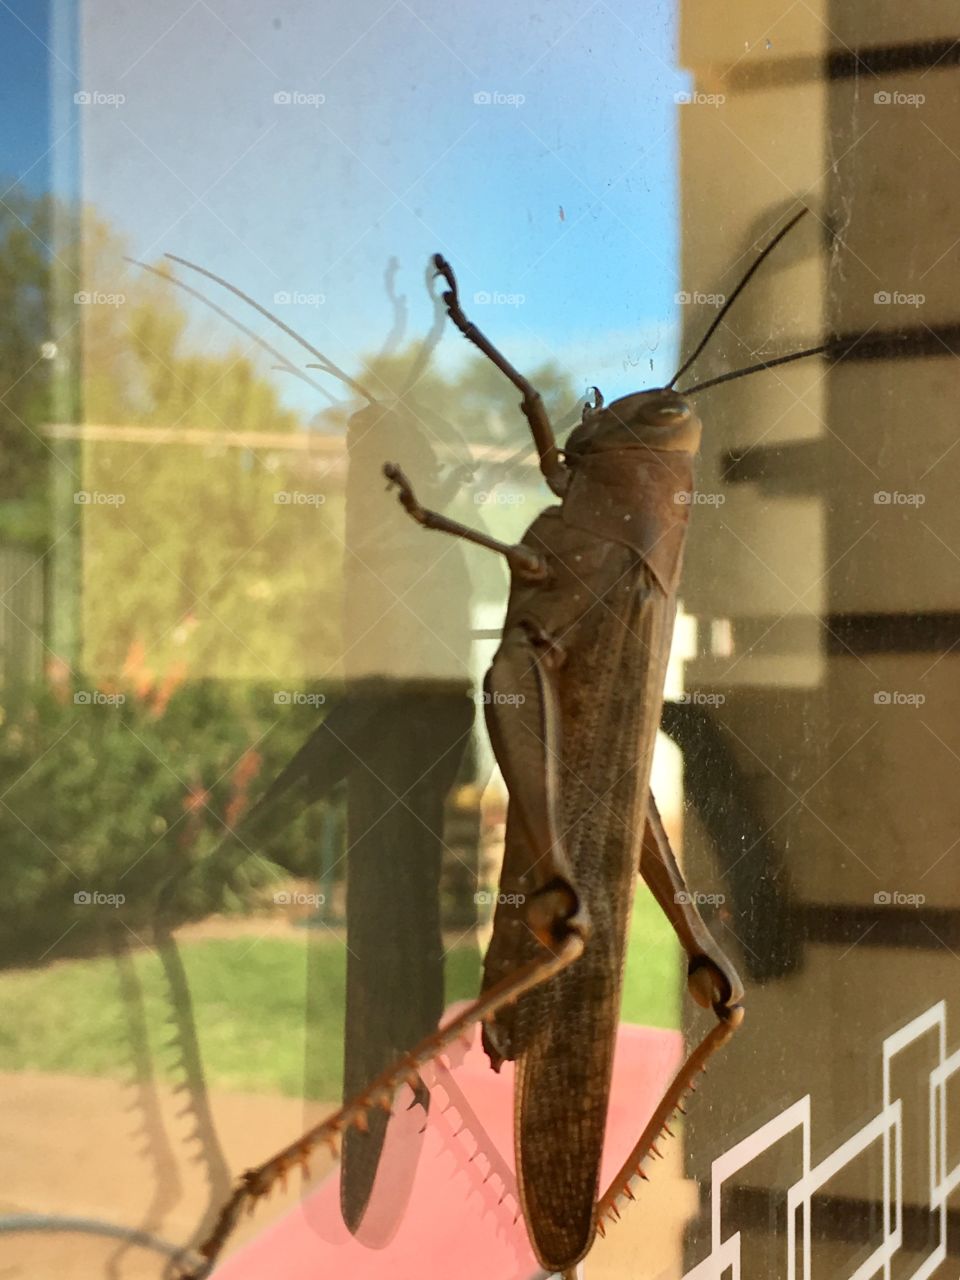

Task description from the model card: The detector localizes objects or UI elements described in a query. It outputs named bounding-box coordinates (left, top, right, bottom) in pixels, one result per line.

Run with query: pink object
left=217, top=1016, right=682, bottom=1280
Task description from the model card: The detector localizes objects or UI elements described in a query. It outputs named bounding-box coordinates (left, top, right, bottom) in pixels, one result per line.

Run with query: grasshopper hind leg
left=176, top=890, right=585, bottom=1278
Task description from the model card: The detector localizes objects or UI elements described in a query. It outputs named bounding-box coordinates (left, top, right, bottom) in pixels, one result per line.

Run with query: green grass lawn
left=0, top=887, right=679, bottom=1098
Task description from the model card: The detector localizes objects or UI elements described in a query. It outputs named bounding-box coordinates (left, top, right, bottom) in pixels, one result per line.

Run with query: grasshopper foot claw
left=431, top=253, right=457, bottom=298
left=525, top=877, right=589, bottom=950
left=687, top=959, right=740, bottom=1019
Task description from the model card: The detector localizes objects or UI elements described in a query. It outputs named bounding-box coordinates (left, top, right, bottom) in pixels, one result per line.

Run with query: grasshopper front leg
left=430, top=255, right=567, bottom=496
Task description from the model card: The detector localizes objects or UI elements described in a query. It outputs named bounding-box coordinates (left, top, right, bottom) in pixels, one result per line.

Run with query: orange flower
left=224, top=748, right=263, bottom=828
left=151, top=660, right=187, bottom=716
left=121, top=639, right=155, bottom=701
left=183, top=785, right=211, bottom=815
left=46, top=657, right=73, bottom=705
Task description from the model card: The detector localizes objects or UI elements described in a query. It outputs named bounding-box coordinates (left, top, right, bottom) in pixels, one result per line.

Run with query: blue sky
left=0, top=2, right=53, bottom=193
left=2, top=0, right=691, bottom=407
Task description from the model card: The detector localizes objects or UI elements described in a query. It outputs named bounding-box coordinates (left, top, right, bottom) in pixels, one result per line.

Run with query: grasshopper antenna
left=165, top=253, right=377, bottom=404
left=669, top=206, right=809, bottom=388
left=678, top=341, right=831, bottom=395
left=124, top=258, right=339, bottom=406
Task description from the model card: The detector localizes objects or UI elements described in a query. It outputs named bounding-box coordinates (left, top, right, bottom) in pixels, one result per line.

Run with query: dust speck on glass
left=1, top=1, right=958, bottom=1278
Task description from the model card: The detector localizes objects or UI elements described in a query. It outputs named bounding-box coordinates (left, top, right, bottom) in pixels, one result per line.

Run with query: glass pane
left=1, top=2, right=958, bottom=1278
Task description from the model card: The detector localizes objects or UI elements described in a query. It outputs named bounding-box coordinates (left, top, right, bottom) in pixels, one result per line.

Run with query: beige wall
left=676, top=4, right=960, bottom=1275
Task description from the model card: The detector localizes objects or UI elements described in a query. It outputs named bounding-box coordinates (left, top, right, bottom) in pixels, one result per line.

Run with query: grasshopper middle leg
left=593, top=794, right=744, bottom=1226
left=383, top=462, right=548, bottom=581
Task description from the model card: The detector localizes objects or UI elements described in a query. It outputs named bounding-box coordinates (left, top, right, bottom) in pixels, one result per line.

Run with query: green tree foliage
left=0, top=674, right=336, bottom=967
left=0, top=190, right=64, bottom=545
left=77, top=242, right=344, bottom=680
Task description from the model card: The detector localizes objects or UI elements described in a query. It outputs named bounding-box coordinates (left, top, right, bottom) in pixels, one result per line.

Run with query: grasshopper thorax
left=563, top=387, right=701, bottom=461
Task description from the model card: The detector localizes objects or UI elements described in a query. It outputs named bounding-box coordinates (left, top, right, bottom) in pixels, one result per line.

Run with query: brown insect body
left=479, top=392, right=702, bottom=1268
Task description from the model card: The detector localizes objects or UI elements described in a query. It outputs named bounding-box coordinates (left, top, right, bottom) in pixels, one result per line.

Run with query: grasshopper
left=178, top=207, right=830, bottom=1279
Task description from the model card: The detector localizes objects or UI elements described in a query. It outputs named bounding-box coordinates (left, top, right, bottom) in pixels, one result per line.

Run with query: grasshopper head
left=564, top=387, right=701, bottom=460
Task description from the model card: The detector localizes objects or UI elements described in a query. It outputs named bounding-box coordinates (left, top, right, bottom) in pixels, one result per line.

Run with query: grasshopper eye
left=656, top=404, right=688, bottom=418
